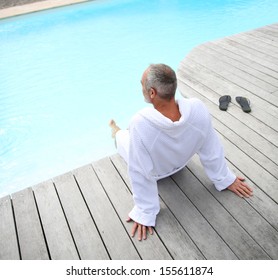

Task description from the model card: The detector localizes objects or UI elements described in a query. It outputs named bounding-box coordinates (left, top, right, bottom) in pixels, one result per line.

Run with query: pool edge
left=0, top=0, right=93, bottom=20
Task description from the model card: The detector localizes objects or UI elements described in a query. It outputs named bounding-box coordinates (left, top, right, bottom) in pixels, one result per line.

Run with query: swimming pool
left=1, top=0, right=278, bottom=197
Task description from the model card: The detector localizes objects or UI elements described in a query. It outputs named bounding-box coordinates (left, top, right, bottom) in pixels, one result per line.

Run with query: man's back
left=129, top=98, right=211, bottom=179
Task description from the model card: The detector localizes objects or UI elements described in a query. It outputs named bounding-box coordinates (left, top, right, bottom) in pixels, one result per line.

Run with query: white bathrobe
left=116, top=98, right=236, bottom=227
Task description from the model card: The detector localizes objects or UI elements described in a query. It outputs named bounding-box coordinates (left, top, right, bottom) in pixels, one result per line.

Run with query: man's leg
left=109, top=119, right=121, bottom=138
left=109, top=120, right=129, bottom=163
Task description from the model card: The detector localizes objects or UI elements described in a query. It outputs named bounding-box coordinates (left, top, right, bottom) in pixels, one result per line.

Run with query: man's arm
left=198, top=120, right=253, bottom=197
left=127, top=125, right=159, bottom=240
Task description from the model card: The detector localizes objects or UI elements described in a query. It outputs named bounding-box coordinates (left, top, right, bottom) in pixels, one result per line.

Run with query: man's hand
left=227, top=176, right=253, bottom=198
left=126, top=217, right=153, bottom=241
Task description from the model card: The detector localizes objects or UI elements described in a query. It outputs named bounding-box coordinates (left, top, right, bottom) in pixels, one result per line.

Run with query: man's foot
left=109, top=119, right=121, bottom=138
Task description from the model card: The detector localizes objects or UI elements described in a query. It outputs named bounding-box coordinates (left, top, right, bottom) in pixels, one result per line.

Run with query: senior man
left=109, top=63, right=253, bottom=241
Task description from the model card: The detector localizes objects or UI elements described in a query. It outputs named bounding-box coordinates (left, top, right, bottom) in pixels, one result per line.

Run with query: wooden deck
left=1, top=23, right=278, bottom=260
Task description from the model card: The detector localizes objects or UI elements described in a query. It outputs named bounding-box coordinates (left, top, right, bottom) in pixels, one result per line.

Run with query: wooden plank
left=155, top=201, right=204, bottom=260
left=197, top=44, right=278, bottom=95
left=171, top=168, right=270, bottom=259
left=212, top=37, right=278, bottom=78
left=187, top=156, right=278, bottom=259
left=214, top=39, right=278, bottom=72
left=188, top=46, right=278, bottom=106
left=273, top=90, right=278, bottom=97
left=257, top=27, right=278, bottom=39
left=72, top=164, right=140, bottom=260
left=203, top=41, right=278, bottom=89
left=212, top=117, right=278, bottom=179
left=266, top=24, right=278, bottom=30
left=265, top=25, right=278, bottom=31
left=158, top=177, right=237, bottom=259
left=178, top=62, right=278, bottom=145
left=53, top=172, right=109, bottom=260
left=11, top=188, right=49, bottom=260
left=110, top=154, right=205, bottom=260
left=263, top=25, right=278, bottom=33
left=218, top=133, right=278, bottom=203
left=232, top=34, right=278, bottom=57
left=248, top=29, right=278, bottom=44
left=92, top=157, right=172, bottom=260
left=245, top=30, right=278, bottom=48
left=0, top=196, right=20, bottom=260
left=33, top=180, right=79, bottom=260
left=223, top=37, right=278, bottom=65
left=209, top=41, right=278, bottom=81
left=228, top=34, right=278, bottom=57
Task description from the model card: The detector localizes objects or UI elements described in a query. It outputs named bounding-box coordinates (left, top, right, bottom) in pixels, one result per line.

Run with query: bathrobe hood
left=137, top=99, right=192, bottom=137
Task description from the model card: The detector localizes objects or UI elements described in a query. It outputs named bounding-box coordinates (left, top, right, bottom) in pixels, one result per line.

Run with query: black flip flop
left=219, top=95, right=231, bottom=111
left=236, top=96, right=251, bottom=113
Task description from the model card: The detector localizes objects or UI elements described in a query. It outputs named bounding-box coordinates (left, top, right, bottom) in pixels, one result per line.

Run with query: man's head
left=141, top=64, right=177, bottom=103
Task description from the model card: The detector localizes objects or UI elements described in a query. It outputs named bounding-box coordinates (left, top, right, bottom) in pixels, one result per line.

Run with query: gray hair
left=145, top=64, right=177, bottom=100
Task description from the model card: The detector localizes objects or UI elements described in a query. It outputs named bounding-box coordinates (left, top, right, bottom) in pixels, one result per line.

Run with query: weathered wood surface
left=53, top=172, right=109, bottom=260
left=33, top=181, right=79, bottom=260
left=11, top=188, right=49, bottom=260
left=0, top=196, right=20, bottom=260
left=1, top=23, right=278, bottom=259
left=73, top=164, right=140, bottom=260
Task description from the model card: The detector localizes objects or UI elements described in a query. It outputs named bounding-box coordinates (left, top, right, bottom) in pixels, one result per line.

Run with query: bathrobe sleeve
left=198, top=119, right=236, bottom=191
left=127, top=125, right=160, bottom=227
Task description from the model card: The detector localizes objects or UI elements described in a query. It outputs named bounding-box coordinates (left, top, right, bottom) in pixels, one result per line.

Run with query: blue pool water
left=1, top=0, right=278, bottom=196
